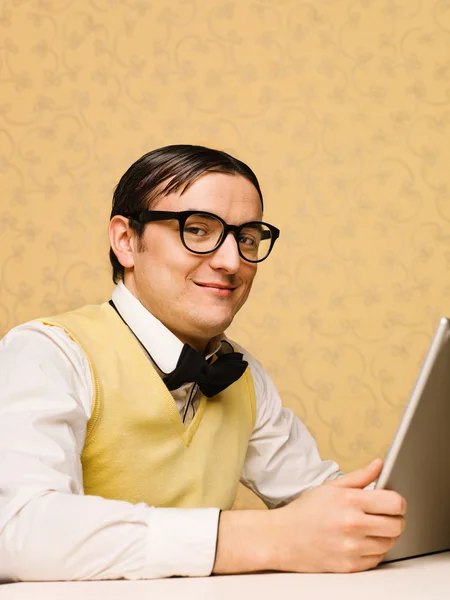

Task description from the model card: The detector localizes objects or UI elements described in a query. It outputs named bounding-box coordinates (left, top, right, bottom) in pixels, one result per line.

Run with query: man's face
left=125, top=172, right=262, bottom=350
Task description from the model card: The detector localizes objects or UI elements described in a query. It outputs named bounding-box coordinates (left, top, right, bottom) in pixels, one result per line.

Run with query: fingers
left=338, top=554, right=385, bottom=573
left=363, top=514, right=406, bottom=538
left=335, top=537, right=399, bottom=573
left=360, top=489, right=407, bottom=516
left=331, top=458, right=383, bottom=490
left=361, top=536, right=397, bottom=557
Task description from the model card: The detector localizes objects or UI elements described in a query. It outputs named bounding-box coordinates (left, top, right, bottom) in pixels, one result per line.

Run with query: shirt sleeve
left=235, top=344, right=343, bottom=509
left=0, top=322, right=220, bottom=582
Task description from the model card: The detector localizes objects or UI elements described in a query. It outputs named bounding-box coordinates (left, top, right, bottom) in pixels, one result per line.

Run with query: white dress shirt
left=0, top=281, right=340, bottom=582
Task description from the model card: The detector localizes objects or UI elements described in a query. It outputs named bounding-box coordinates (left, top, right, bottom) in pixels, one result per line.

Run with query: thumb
left=330, top=458, right=383, bottom=489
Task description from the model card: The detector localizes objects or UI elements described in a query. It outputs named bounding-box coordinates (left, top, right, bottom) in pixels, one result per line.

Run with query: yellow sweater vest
left=38, top=303, right=256, bottom=509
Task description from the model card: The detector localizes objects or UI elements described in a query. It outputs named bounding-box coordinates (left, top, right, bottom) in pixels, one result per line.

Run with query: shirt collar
left=111, top=281, right=222, bottom=374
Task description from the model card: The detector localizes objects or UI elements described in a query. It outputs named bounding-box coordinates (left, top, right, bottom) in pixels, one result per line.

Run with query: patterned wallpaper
left=2, top=0, right=450, bottom=509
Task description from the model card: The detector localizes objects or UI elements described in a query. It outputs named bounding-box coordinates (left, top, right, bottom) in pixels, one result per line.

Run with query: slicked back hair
left=109, top=144, right=264, bottom=283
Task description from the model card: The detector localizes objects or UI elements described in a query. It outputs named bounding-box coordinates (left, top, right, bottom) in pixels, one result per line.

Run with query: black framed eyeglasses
left=126, top=210, right=280, bottom=263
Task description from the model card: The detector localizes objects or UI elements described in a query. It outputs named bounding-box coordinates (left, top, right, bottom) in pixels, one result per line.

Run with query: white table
left=1, top=552, right=449, bottom=600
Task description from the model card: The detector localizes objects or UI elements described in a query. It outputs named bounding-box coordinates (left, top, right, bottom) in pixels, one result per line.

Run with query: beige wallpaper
left=2, top=0, right=450, bottom=509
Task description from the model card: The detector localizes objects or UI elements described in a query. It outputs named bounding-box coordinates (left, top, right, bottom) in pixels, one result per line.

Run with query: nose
left=208, top=232, right=241, bottom=273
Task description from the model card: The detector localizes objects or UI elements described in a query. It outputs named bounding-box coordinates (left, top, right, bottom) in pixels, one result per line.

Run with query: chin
left=192, top=312, right=235, bottom=336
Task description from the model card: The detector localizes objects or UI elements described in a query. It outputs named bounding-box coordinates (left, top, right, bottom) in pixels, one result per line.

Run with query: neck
left=172, top=331, right=210, bottom=355
left=121, top=278, right=216, bottom=355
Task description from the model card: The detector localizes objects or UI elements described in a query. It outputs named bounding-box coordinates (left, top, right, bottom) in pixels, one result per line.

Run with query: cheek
left=136, top=244, right=205, bottom=290
left=238, top=265, right=257, bottom=297
left=243, top=264, right=257, bottom=285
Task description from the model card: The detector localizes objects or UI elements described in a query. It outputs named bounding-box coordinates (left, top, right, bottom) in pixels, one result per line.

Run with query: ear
left=109, top=216, right=136, bottom=270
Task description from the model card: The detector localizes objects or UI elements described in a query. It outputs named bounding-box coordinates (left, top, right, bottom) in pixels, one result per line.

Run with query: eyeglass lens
left=182, top=213, right=272, bottom=261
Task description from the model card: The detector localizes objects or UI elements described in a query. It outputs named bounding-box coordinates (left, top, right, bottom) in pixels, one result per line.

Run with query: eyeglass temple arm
left=128, top=211, right=175, bottom=223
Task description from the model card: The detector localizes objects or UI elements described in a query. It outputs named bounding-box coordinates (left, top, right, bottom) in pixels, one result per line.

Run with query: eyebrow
left=184, top=209, right=263, bottom=223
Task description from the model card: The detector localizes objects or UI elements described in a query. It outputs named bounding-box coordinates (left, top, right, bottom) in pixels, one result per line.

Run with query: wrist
left=264, top=506, right=285, bottom=571
left=213, top=508, right=276, bottom=574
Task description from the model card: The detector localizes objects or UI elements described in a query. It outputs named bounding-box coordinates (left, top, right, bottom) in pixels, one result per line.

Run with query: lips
left=194, top=282, right=236, bottom=291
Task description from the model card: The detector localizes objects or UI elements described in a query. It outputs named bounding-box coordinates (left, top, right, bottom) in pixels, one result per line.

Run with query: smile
left=194, top=282, right=236, bottom=296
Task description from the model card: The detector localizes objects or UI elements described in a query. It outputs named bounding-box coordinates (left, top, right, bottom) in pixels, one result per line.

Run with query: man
left=0, top=145, right=406, bottom=581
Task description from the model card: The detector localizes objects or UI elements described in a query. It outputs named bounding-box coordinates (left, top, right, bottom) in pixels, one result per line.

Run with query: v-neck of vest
left=108, top=303, right=208, bottom=447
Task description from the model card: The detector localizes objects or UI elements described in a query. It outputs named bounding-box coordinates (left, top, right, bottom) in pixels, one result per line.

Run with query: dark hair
left=109, top=144, right=264, bottom=283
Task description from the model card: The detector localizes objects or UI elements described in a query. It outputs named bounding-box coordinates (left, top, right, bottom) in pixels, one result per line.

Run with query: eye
left=183, top=214, right=222, bottom=239
left=184, top=225, right=209, bottom=237
left=238, top=233, right=258, bottom=247
left=238, top=225, right=262, bottom=248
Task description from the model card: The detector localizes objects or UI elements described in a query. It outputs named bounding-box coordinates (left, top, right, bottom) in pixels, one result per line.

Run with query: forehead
left=154, top=172, right=263, bottom=222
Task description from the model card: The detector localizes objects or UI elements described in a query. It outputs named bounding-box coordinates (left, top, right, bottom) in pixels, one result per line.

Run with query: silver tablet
left=376, top=317, right=450, bottom=562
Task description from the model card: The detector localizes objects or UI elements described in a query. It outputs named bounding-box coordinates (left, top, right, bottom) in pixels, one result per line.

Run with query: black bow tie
left=163, top=344, right=248, bottom=398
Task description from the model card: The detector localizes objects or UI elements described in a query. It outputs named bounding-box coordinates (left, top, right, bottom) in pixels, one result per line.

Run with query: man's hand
left=214, top=458, right=407, bottom=574
left=268, top=458, right=406, bottom=573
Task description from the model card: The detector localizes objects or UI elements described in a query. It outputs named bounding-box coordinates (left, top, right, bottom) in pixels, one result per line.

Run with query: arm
left=214, top=459, right=406, bottom=574
left=212, top=345, right=406, bottom=573
left=236, top=345, right=343, bottom=508
left=0, top=323, right=219, bottom=581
